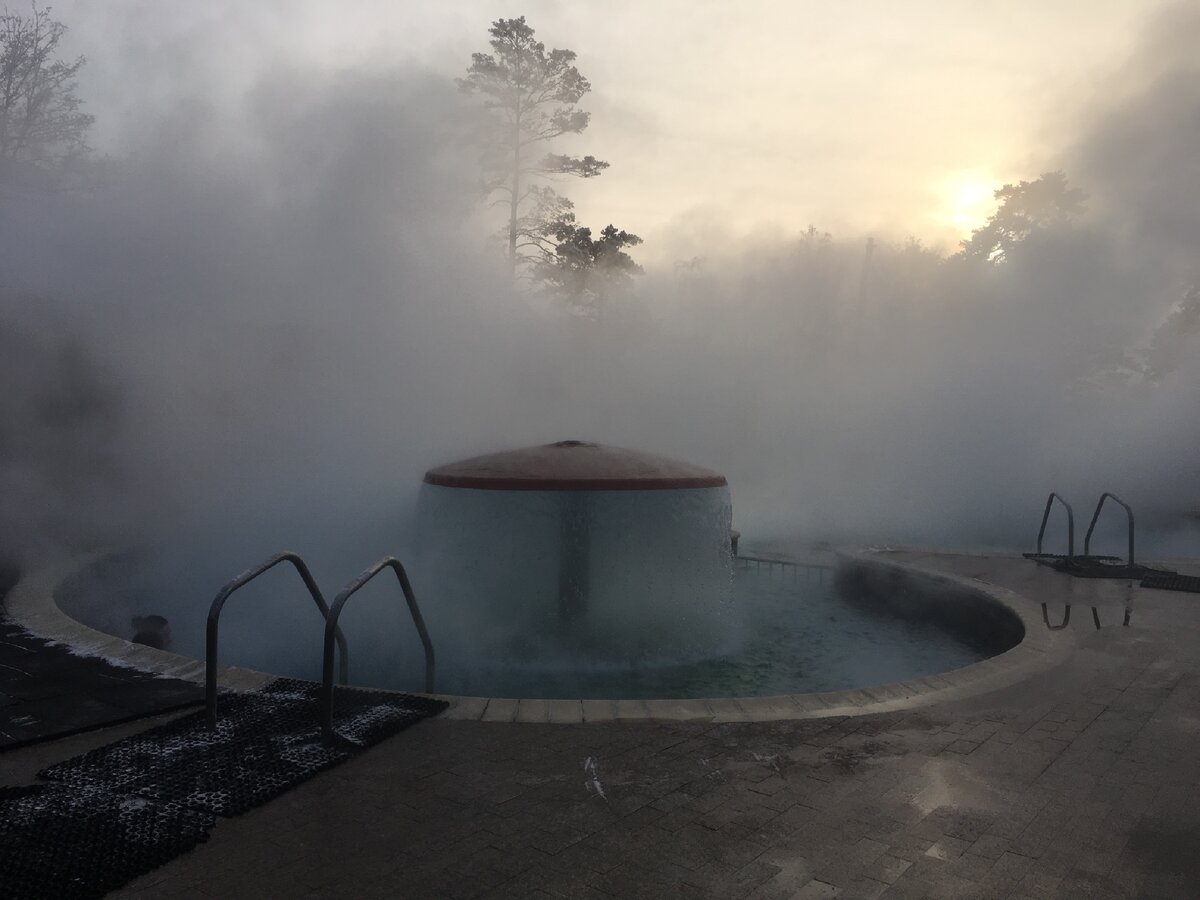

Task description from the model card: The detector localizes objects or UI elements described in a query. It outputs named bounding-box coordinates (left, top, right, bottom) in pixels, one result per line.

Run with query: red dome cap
left=423, top=441, right=727, bottom=491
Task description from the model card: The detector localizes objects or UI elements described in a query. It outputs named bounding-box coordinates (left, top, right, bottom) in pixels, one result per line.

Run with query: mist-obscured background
left=3, top=1, right=1198, bottom=585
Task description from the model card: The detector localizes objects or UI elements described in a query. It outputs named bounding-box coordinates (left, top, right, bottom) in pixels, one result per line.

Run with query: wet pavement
left=0, top=616, right=202, bottom=751
left=4, top=551, right=1200, bottom=899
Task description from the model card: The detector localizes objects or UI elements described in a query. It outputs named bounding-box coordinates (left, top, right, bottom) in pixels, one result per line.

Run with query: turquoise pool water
left=392, top=562, right=986, bottom=699
left=64, top=556, right=989, bottom=700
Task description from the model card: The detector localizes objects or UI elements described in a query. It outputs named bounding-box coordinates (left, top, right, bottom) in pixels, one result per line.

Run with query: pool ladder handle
left=1030, top=490, right=1138, bottom=628
left=1033, top=492, right=1075, bottom=561
left=1029, top=491, right=1137, bottom=571
left=320, top=557, right=435, bottom=746
left=1083, top=492, right=1135, bottom=571
left=205, top=552, right=349, bottom=729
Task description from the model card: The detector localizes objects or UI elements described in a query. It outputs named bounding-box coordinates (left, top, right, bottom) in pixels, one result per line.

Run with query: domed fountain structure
left=418, top=441, right=735, bottom=669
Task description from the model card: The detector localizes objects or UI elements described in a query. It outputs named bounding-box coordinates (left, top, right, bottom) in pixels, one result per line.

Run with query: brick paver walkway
left=6, top=553, right=1200, bottom=899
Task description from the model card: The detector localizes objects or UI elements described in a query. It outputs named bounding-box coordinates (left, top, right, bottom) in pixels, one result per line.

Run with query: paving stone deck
left=5, top=551, right=1200, bottom=898
left=0, top=615, right=203, bottom=751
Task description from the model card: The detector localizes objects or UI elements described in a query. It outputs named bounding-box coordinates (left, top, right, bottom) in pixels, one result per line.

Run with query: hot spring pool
left=58, top=554, right=1012, bottom=701
left=429, top=562, right=990, bottom=699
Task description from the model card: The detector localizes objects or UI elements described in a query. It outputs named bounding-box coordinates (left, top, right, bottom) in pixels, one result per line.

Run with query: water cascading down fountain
left=418, top=441, right=736, bottom=668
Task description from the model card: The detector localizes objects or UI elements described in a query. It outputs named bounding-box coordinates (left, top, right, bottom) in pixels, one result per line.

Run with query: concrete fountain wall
left=417, top=441, right=735, bottom=667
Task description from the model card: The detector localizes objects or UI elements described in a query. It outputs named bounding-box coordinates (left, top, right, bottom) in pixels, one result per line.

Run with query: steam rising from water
left=416, top=485, right=735, bottom=668
left=2, top=4, right=1199, bottom=586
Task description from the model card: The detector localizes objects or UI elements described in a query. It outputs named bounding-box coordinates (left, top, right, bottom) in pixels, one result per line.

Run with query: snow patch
left=583, top=756, right=606, bottom=799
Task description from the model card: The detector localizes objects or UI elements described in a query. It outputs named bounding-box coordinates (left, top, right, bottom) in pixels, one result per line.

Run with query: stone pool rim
left=4, top=549, right=1075, bottom=724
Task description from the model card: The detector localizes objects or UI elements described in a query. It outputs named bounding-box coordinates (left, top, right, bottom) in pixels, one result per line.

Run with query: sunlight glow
left=939, top=173, right=998, bottom=238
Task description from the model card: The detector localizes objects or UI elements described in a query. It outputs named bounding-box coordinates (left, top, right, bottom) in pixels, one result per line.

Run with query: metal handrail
left=1083, top=492, right=1135, bottom=568
left=206, top=551, right=348, bottom=727
left=321, top=557, right=435, bottom=744
left=1035, top=492, right=1075, bottom=560
left=735, top=554, right=833, bottom=569
left=734, top=554, right=832, bottom=582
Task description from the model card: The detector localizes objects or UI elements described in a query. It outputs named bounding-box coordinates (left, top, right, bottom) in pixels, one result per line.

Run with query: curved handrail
left=321, top=557, right=435, bottom=743
left=1035, top=492, right=1074, bottom=560
left=206, top=552, right=348, bottom=727
left=1083, top=492, right=1135, bottom=568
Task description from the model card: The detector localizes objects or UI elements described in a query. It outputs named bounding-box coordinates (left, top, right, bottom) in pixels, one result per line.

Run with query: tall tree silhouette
left=460, top=16, right=608, bottom=279
left=958, top=171, right=1086, bottom=263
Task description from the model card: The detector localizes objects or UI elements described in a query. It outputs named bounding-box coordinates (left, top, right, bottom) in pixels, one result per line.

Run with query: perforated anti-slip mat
left=1140, top=571, right=1200, bottom=594
left=0, top=784, right=216, bottom=900
left=1, top=679, right=446, bottom=899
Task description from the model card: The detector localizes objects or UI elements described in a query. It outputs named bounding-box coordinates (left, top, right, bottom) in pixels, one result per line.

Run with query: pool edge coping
left=4, top=552, right=275, bottom=694
left=4, top=549, right=1075, bottom=724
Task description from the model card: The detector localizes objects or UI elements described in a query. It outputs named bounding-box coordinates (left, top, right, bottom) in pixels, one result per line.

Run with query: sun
left=938, top=172, right=999, bottom=238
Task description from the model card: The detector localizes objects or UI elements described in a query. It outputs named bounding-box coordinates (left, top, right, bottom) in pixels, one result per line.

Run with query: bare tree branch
left=0, top=4, right=93, bottom=182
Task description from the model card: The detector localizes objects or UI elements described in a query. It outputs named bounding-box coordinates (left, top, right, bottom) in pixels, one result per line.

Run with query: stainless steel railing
left=205, top=552, right=348, bottom=727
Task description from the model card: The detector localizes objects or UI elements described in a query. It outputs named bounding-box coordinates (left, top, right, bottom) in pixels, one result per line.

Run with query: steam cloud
left=2, top=2, right=1199, bottom=584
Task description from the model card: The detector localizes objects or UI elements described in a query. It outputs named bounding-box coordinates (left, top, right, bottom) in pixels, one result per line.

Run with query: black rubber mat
left=1025, top=554, right=1200, bottom=592
left=1055, top=559, right=1154, bottom=579
left=1025, top=554, right=1157, bottom=580
left=0, top=783, right=215, bottom=900
left=40, top=678, right=448, bottom=817
left=1024, top=553, right=1121, bottom=564
left=1140, top=572, right=1200, bottom=594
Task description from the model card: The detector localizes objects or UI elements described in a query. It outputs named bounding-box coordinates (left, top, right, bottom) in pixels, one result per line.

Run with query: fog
left=3, top=2, right=1199, bottom=596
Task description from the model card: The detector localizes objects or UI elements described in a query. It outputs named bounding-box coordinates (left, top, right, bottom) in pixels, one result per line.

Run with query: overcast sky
left=57, top=1, right=1162, bottom=259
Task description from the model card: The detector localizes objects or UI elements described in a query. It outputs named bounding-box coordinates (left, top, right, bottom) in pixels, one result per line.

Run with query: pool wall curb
left=4, top=553, right=274, bottom=694
left=4, top=550, right=1075, bottom=724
